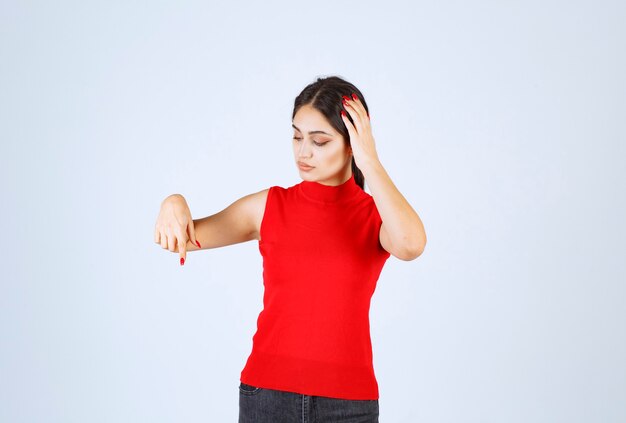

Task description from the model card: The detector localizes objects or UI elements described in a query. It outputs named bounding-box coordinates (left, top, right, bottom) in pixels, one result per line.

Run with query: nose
left=298, top=138, right=312, bottom=158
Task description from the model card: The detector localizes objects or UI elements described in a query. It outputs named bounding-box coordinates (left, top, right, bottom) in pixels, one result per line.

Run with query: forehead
left=292, top=105, right=336, bottom=136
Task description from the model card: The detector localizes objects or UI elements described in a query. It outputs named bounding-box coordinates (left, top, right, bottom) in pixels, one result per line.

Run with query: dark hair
left=292, top=75, right=370, bottom=190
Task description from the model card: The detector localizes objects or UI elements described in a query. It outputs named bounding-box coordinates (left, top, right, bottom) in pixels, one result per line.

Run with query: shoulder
left=247, top=181, right=294, bottom=208
left=244, top=184, right=291, bottom=237
left=353, top=187, right=377, bottom=209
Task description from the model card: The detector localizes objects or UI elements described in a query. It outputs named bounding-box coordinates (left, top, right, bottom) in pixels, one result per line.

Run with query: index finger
left=176, top=228, right=188, bottom=266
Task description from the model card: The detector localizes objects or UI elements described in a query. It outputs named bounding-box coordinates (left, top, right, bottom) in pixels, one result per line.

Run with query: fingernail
left=195, top=240, right=201, bottom=248
left=342, top=95, right=350, bottom=102
left=351, top=93, right=358, bottom=101
left=180, top=257, right=185, bottom=266
left=341, top=110, right=346, bottom=117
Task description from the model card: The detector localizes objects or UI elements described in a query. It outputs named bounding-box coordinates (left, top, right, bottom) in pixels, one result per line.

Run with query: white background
left=1, top=1, right=624, bottom=422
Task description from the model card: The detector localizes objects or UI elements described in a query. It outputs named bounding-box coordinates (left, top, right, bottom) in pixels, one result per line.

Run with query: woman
left=154, top=76, right=426, bottom=422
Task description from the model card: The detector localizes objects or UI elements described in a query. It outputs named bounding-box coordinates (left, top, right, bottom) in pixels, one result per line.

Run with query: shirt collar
left=299, top=173, right=362, bottom=204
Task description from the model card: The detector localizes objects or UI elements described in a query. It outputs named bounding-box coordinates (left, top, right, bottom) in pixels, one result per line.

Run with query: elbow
left=397, top=241, right=425, bottom=261
left=407, top=233, right=427, bottom=260
left=386, top=227, right=427, bottom=261
left=402, top=227, right=427, bottom=261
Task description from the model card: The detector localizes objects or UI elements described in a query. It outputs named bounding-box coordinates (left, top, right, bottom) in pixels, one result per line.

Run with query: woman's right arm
left=154, top=189, right=269, bottom=265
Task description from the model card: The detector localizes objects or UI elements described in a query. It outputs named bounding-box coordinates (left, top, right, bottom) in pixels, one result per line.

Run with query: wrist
left=358, top=156, right=383, bottom=177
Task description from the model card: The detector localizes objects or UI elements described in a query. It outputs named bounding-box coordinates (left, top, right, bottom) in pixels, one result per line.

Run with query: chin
left=299, top=171, right=315, bottom=180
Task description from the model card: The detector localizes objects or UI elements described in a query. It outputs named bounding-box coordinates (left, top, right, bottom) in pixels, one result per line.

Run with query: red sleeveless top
left=239, top=173, right=391, bottom=400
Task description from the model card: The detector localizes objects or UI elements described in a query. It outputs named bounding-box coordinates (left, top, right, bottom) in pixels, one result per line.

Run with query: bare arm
left=362, top=160, right=427, bottom=261
left=154, top=189, right=269, bottom=265
left=339, top=92, right=425, bottom=262
left=181, top=188, right=269, bottom=252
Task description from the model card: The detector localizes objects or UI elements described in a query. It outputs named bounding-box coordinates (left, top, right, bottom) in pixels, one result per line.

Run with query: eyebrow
left=292, top=124, right=334, bottom=136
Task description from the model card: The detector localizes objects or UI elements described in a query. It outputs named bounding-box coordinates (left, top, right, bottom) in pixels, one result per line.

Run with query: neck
left=299, top=172, right=361, bottom=204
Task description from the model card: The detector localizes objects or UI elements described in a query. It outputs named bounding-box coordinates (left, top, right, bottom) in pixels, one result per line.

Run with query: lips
left=297, top=161, right=314, bottom=169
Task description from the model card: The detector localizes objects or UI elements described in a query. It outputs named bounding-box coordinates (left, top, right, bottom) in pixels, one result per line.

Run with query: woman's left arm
left=341, top=93, right=427, bottom=261
left=360, top=159, right=426, bottom=261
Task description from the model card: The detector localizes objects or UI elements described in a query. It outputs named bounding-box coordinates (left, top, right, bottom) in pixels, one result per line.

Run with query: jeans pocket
left=239, top=382, right=262, bottom=396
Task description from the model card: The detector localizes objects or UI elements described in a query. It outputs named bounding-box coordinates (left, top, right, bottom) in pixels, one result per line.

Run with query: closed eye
left=293, top=137, right=328, bottom=147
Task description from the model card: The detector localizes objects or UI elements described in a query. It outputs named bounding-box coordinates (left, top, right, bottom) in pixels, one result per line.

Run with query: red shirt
left=240, top=173, right=391, bottom=400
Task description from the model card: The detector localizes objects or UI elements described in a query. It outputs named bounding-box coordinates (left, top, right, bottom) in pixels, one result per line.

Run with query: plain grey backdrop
left=1, top=0, right=624, bottom=422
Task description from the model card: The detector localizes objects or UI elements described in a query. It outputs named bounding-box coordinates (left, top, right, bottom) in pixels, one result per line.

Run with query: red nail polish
left=180, top=257, right=185, bottom=265
left=195, top=240, right=201, bottom=248
left=351, top=93, right=358, bottom=101
left=341, top=110, right=346, bottom=117
left=342, top=95, right=350, bottom=102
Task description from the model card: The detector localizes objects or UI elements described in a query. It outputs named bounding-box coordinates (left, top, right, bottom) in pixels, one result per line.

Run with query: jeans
left=238, top=382, right=379, bottom=423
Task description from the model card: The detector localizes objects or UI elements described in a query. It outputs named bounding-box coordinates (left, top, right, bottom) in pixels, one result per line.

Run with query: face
left=292, top=104, right=353, bottom=186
